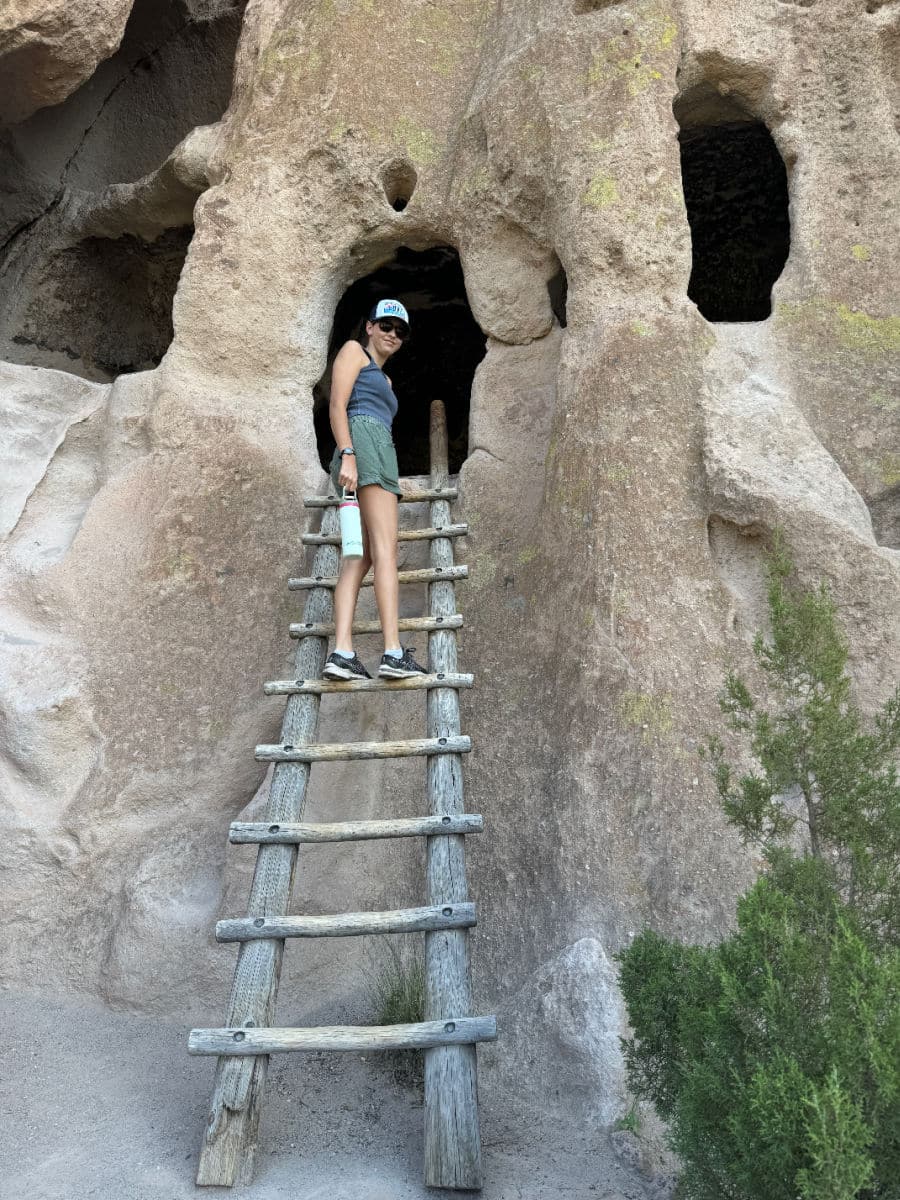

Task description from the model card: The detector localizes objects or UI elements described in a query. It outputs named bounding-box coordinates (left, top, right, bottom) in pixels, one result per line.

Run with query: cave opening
left=674, top=87, right=790, bottom=322
left=11, top=226, right=193, bottom=377
left=315, top=246, right=485, bottom=477
left=0, top=0, right=246, bottom=377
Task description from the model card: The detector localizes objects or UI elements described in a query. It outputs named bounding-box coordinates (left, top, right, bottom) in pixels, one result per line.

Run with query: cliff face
left=1, top=0, right=898, bottom=1125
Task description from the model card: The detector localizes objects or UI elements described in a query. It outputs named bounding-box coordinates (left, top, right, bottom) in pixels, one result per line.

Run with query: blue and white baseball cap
left=369, top=298, right=410, bottom=327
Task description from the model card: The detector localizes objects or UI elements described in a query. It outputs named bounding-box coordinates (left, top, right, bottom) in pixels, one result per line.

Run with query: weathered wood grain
left=289, top=613, right=462, bottom=638
left=197, top=401, right=488, bottom=1191
left=195, top=507, right=340, bottom=1187
left=254, top=734, right=471, bottom=763
left=423, top=399, right=484, bottom=1191
left=288, top=564, right=468, bottom=590
left=262, top=671, right=474, bottom=696
left=302, top=523, right=466, bottom=545
left=229, top=814, right=484, bottom=844
left=189, top=1016, right=497, bottom=1055
left=216, top=903, right=477, bottom=942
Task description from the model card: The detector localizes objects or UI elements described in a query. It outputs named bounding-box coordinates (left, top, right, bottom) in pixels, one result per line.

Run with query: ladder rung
left=304, top=487, right=458, bottom=507
left=302, top=524, right=466, bottom=545
left=288, top=565, right=469, bottom=590
left=216, top=902, right=477, bottom=942
left=263, top=671, right=474, bottom=696
left=229, top=814, right=484, bottom=844
left=289, top=614, right=462, bottom=638
left=189, top=1015, right=497, bottom=1055
left=255, top=734, right=471, bottom=763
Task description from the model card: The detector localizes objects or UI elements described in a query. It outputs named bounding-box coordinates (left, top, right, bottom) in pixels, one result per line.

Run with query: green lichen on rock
left=618, top=690, right=674, bottom=743
left=835, top=305, right=900, bottom=354
left=880, top=455, right=900, bottom=487
left=411, top=3, right=463, bottom=80
left=851, top=244, right=872, bottom=262
left=584, top=172, right=619, bottom=208
left=164, top=545, right=198, bottom=582
left=456, top=163, right=491, bottom=199
left=871, top=389, right=900, bottom=412
left=586, top=5, right=678, bottom=96
left=392, top=115, right=438, bottom=166
left=776, top=299, right=900, bottom=356
left=257, top=27, right=321, bottom=89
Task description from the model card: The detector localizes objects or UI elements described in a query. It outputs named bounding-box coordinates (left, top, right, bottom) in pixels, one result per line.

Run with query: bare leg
left=332, top=525, right=372, bottom=651
left=358, top=485, right=400, bottom=650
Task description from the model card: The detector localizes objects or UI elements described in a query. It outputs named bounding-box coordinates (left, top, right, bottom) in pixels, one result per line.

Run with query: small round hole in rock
left=381, top=158, right=417, bottom=211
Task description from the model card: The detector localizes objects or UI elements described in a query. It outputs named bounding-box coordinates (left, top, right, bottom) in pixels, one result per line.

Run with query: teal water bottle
left=339, top=488, right=363, bottom=558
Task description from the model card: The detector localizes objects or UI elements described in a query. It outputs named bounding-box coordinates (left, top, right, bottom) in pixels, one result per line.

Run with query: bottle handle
left=341, top=486, right=358, bottom=501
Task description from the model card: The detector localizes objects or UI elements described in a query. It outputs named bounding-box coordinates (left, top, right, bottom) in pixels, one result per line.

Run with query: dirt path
left=0, top=992, right=657, bottom=1200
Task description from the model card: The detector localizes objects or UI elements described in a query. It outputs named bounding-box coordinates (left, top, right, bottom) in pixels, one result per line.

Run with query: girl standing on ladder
left=322, top=298, right=427, bottom=682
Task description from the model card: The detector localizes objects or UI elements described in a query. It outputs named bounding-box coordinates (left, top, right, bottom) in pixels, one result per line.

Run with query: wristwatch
left=339, top=447, right=355, bottom=456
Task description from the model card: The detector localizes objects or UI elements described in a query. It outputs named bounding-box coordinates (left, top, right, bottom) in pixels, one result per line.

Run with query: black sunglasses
left=375, top=318, right=409, bottom=340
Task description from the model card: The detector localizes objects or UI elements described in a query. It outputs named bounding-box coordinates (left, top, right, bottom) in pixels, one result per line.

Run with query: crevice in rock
left=468, top=445, right=508, bottom=468
left=314, top=246, right=485, bottom=476
left=674, top=83, right=790, bottom=322
left=0, top=191, right=64, bottom=263
left=572, top=0, right=620, bottom=12
left=547, top=260, right=568, bottom=328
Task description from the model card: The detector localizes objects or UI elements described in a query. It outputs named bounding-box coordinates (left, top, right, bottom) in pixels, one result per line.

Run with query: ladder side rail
left=196, top=506, right=339, bottom=1187
left=423, top=400, right=483, bottom=1190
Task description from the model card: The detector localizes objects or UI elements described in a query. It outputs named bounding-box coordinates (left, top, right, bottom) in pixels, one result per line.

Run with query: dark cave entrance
left=12, top=226, right=193, bottom=376
left=315, top=246, right=486, bottom=477
left=0, top=0, right=246, bottom=378
left=674, top=92, right=790, bottom=322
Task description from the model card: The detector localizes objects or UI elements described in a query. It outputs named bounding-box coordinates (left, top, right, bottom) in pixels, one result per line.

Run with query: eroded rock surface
left=0, top=1, right=134, bottom=123
left=1, top=0, right=899, bottom=1140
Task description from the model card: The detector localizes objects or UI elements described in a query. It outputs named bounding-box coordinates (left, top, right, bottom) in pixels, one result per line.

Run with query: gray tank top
left=346, top=348, right=397, bottom=430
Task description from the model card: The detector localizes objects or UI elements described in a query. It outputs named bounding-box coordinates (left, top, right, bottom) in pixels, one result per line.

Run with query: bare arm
left=329, top=340, right=367, bottom=448
left=329, top=340, right=367, bottom=489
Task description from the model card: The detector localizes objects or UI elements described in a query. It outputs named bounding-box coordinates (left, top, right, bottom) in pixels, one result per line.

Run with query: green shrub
left=618, top=539, right=900, bottom=1200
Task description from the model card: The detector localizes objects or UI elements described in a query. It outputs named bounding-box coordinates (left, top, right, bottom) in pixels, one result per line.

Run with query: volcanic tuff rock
left=0, top=1, right=134, bottom=123
left=1, top=0, right=898, bottom=1134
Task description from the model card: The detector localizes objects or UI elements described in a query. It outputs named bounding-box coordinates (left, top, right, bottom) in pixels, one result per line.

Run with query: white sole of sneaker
left=323, top=664, right=354, bottom=680
left=377, top=666, right=423, bottom=679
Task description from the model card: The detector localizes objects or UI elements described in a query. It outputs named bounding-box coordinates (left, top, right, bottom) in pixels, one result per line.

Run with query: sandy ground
left=0, top=992, right=656, bottom=1200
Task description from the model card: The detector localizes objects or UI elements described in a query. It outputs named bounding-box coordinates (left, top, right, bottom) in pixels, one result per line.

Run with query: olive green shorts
left=330, top=414, right=401, bottom=496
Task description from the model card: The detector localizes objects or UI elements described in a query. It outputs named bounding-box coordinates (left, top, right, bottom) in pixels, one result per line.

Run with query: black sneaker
left=322, top=651, right=372, bottom=681
left=378, top=646, right=427, bottom=679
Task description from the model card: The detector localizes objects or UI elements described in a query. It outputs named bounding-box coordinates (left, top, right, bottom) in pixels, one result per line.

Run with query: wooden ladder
left=189, top=401, right=496, bottom=1190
